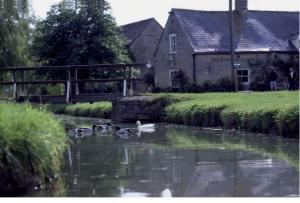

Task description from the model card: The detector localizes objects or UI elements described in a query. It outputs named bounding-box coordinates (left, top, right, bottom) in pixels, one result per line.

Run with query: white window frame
left=169, top=34, right=177, bottom=54
left=237, top=69, right=250, bottom=85
left=169, top=69, right=180, bottom=88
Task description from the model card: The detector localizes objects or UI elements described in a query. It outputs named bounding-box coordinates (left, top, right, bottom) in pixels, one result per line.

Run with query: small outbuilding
left=120, top=18, right=163, bottom=64
left=120, top=18, right=163, bottom=92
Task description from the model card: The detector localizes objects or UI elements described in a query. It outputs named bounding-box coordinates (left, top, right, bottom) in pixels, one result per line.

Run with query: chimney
left=235, top=0, right=248, bottom=13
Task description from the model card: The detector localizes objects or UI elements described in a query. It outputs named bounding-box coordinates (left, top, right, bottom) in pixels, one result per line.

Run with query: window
left=169, top=34, right=177, bottom=54
left=169, top=69, right=179, bottom=88
left=237, top=69, right=250, bottom=84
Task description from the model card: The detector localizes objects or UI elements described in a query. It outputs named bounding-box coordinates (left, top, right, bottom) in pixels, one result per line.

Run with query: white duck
left=119, top=187, right=149, bottom=197
left=136, top=121, right=155, bottom=133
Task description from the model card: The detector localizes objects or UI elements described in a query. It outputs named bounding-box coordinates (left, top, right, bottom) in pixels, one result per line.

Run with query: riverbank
left=46, top=102, right=112, bottom=119
left=46, top=91, right=299, bottom=137
left=0, top=103, right=68, bottom=196
left=155, top=91, right=299, bottom=138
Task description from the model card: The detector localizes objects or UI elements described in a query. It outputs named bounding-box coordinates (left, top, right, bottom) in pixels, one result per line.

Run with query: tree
left=0, top=0, right=32, bottom=68
left=32, top=0, right=130, bottom=67
left=31, top=0, right=131, bottom=93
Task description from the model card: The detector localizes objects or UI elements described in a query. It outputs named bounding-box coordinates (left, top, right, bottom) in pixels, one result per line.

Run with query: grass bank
left=0, top=103, right=68, bottom=195
left=153, top=91, right=299, bottom=137
left=46, top=102, right=112, bottom=118
left=44, top=91, right=298, bottom=137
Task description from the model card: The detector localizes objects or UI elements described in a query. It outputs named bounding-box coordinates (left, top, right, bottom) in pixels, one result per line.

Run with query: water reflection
left=54, top=116, right=299, bottom=197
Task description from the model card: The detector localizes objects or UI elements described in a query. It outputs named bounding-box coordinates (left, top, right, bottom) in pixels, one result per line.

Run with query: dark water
left=45, top=115, right=300, bottom=197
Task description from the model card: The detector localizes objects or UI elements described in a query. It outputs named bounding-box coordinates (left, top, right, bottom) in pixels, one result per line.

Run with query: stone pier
left=111, top=96, right=165, bottom=123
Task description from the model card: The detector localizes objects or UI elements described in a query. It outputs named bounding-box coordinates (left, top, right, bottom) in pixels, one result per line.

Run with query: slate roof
left=120, top=18, right=158, bottom=45
left=172, top=9, right=299, bottom=53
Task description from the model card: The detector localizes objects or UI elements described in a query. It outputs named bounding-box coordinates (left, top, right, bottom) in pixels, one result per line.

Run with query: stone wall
left=154, top=12, right=194, bottom=88
left=112, top=96, right=164, bottom=122
left=194, top=52, right=298, bottom=89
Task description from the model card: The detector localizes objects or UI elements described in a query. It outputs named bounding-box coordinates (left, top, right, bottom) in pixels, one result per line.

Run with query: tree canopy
left=31, top=0, right=130, bottom=66
left=0, top=0, right=32, bottom=67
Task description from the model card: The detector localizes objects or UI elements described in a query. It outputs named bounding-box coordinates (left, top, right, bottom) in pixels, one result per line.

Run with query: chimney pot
left=235, top=0, right=248, bottom=12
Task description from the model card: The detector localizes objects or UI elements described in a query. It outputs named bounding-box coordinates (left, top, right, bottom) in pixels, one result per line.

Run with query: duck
left=115, top=126, right=131, bottom=134
left=94, top=123, right=112, bottom=134
left=114, top=126, right=131, bottom=139
left=136, top=121, right=155, bottom=133
left=76, top=125, right=97, bottom=135
left=66, top=125, right=96, bottom=138
left=95, top=123, right=112, bottom=130
left=119, top=186, right=149, bottom=197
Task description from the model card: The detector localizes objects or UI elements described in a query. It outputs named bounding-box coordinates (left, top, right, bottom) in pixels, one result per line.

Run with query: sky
left=32, top=0, right=299, bottom=26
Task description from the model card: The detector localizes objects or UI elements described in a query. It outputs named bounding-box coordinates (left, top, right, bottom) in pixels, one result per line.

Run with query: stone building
left=121, top=18, right=163, bottom=92
left=121, top=18, right=163, bottom=64
left=153, top=0, right=299, bottom=90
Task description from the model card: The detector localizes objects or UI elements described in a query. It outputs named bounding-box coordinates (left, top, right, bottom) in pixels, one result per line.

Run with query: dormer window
left=169, top=34, right=177, bottom=54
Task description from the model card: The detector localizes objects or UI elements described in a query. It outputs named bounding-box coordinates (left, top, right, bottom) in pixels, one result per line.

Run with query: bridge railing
left=0, top=63, right=147, bottom=103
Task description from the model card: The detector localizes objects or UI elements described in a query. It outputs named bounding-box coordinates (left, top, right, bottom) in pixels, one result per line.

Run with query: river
left=33, top=115, right=300, bottom=197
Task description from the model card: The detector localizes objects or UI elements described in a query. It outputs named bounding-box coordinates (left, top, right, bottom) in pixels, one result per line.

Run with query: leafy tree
left=0, top=0, right=32, bottom=68
left=31, top=0, right=131, bottom=95
left=32, top=0, right=130, bottom=67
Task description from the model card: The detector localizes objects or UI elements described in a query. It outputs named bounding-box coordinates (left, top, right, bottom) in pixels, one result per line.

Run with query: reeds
left=0, top=103, right=68, bottom=194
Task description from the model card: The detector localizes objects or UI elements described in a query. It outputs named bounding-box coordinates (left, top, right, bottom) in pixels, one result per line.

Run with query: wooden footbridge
left=0, top=63, right=148, bottom=104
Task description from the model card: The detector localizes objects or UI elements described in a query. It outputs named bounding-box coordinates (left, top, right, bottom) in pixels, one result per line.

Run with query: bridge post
left=128, top=66, right=133, bottom=96
left=66, top=67, right=71, bottom=103
left=75, top=68, right=79, bottom=95
left=122, top=65, right=127, bottom=97
left=123, top=79, right=127, bottom=97
left=12, top=69, right=17, bottom=100
left=21, top=70, right=25, bottom=93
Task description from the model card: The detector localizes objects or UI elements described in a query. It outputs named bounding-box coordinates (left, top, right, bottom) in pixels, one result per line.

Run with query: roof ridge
left=172, top=8, right=299, bottom=13
left=247, top=10, right=299, bottom=13
left=172, top=8, right=228, bottom=13
left=120, top=18, right=156, bottom=28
